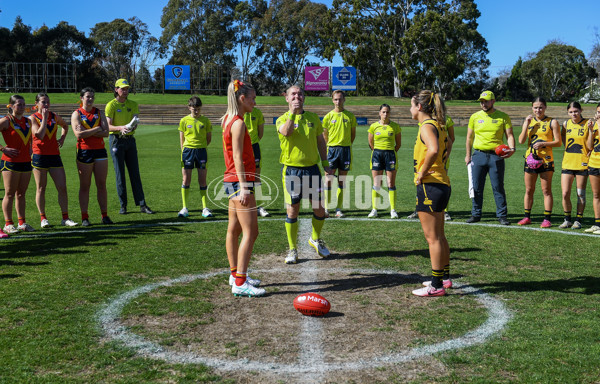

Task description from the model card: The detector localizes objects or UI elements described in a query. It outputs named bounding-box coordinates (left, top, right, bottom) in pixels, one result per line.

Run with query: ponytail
left=221, top=79, right=255, bottom=126
left=414, top=90, right=446, bottom=129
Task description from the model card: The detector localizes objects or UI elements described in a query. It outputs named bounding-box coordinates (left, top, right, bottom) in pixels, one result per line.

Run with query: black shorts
left=416, top=183, right=451, bottom=213
left=371, top=149, right=397, bottom=171
left=32, top=154, right=63, bottom=170
left=561, top=169, right=588, bottom=176
left=223, top=181, right=255, bottom=199
left=524, top=161, right=554, bottom=174
left=181, top=147, right=207, bottom=170
left=327, top=146, right=351, bottom=171
left=588, top=167, right=600, bottom=176
left=0, top=160, right=32, bottom=173
left=252, top=143, right=261, bottom=169
left=77, top=148, right=108, bottom=164
left=282, top=164, right=322, bottom=205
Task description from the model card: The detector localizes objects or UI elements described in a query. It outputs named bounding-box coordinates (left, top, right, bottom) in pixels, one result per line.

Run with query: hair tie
left=6, top=104, right=10, bottom=109
left=428, top=93, right=435, bottom=105
left=233, top=79, right=244, bottom=92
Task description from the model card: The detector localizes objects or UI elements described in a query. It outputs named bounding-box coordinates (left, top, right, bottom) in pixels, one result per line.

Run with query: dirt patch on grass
left=121, top=253, right=468, bottom=383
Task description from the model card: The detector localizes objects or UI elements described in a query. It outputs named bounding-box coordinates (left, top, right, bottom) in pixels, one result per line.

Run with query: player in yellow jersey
left=409, top=90, right=451, bottom=297
left=408, top=115, right=455, bottom=220
left=367, top=104, right=401, bottom=218
left=518, top=97, right=562, bottom=228
left=276, top=85, right=333, bottom=264
left=585, top=103, right=600, bottom=234
left=177, top=96, right=213, bottom=218
left=322, top=90, right=356, bottom=218
left=559, top=102, right=590, bottom=229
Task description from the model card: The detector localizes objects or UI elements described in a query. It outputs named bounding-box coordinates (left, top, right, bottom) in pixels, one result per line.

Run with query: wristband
left=321, top=160, right=329, bottom=168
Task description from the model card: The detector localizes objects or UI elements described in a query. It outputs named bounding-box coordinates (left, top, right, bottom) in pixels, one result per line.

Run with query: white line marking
left=97, top=268, right=512, bottom=374
left=7, top=216, right=600, bottom=241
left=297, top=218, right=325, bottom=382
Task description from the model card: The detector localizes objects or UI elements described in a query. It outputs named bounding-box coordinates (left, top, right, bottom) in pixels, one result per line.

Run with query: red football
left=495, top=144, right=510, bottom=156
left=293, top=292, right=331, bottom=316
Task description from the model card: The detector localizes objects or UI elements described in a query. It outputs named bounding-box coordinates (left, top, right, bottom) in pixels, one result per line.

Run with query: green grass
left=1, top=119, right=600, bottom=382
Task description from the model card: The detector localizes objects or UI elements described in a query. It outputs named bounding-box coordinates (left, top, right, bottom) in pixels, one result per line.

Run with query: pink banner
left=304, top=66, right=330, bottom=91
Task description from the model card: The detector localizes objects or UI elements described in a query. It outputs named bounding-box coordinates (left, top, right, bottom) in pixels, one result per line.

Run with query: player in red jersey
left=222, top=80, right=265, bottom=297
left=0, top=95, right=33, bottom=236
left=71, top=87, right=113, bottom=227
left=31, top=93, right=77, bottom=228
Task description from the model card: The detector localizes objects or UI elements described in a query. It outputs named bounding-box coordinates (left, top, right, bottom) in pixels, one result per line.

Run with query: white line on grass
left=97, top=267, right=512, bottom=374
left=8, top=217, right=600, bottom=241
left=297, top=218, right=325, bottom=382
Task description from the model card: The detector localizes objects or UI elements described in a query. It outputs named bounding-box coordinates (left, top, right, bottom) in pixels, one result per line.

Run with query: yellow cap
left=478, top=91, right=495, bottom=101
left=115, top=79, right=130, bottom=88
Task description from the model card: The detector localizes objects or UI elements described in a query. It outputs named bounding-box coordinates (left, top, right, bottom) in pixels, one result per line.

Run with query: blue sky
left=1, top=0, right=598, bottom=77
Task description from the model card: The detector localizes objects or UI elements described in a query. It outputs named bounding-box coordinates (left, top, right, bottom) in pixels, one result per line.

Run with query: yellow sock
left=371, top=188, right=380, bottom=210
left=285, top=217, right=298, bottom=250
left=200, top=187, right=207, bottom=209
left=181, top=185, right=190, bottom=208
left=336, top=187, right=344, bottom=210
left=389, top=187, right=396, bottom=211
left=324, top=188, right=331, bottom=210
left=312, top=214, right=325, bottom=240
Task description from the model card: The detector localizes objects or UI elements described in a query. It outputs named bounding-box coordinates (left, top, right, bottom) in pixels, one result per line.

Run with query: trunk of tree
left=392, top=57, right=401, bottom=98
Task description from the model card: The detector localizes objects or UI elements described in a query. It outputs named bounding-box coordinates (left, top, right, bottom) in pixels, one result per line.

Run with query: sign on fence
left=304, top=66, right=329, bottom=91
left=165, top=65, right=191, bottom=90
left=332, top=67, right=357, bottom=91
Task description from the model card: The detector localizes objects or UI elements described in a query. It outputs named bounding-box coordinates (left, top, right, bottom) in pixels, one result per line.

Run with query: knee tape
left=577, top=189, right=586, bottom=203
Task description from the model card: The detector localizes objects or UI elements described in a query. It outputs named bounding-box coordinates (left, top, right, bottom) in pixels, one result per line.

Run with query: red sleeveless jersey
left=32, top=111, right=61, bottom=155
left=2, top=115, right=32, bottom=163
left=76, top=107, right=105, bottom=150
left=222, top=115, right=255, bottom=182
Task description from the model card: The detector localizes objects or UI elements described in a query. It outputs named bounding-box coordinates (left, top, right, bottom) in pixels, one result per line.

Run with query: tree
left=521, top=41, right=597, bottom=101
left=234, top=0, right=267, bottom=81
left=331, top=0, right=488, bottom=97
left=504, top=57, right=531, bottom=101
left=160, top=0, right=238, bottom=67
left=260, top=0, right=333, bottom=86
left=90, top=18, right=140, bottom=82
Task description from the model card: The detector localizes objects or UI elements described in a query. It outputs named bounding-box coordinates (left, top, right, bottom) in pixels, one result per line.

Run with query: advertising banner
left=165, top=65, right=191, bottom=90
left=304, top=66, right=330, bottom=91
left=332, top=66, right=357, bottom=91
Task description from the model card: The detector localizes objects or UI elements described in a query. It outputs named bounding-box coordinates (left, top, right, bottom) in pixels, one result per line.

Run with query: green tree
left=234, top=0, right=267, bottom=81
left=331, top=0, right=488, bottom=97
left=504, top=57, right=531, bottom=101
left=90, top=18, right=140, bottom=82
left=521, top=41, right=597, bottom=101
left=160, top=0, right=238, bottom=67
left=260, top=0, right=333, bottom=86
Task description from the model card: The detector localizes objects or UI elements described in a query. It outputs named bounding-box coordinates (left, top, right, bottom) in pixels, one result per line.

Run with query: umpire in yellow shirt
left=276, top=85, right=333, bottom=264
left=105, top=79, right=154, bottom=214
left=465, top=91, right=515, bottom=225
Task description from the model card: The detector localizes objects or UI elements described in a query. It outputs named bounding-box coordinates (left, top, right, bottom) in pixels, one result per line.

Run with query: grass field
left=1, top=119, right=600, bottom=383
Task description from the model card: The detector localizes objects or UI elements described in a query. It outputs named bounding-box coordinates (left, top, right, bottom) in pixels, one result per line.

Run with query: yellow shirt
left=413, top=119, right=450, bottom=186
left=562, top=119, right=590, bottom=171
left=178, top=115, right=212, bottom=148
left=468, top=110, right=512, bottom=150
left=276, top=111, right=323, bottom=167
left=368, top=121, right=401, bottom=151
left=105, top=99, right=139, bottom=136
left=589, top=122, right=600, bottom=169
left=525, top=117, right=556, bottom=164
left=243, top=108, right=264, bottom=145
left=322, top=109, right=356, bottom=147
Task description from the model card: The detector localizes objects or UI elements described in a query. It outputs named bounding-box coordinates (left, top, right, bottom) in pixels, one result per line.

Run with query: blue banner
left=165, top=65, right=190, bottom=90
left=332, top=66, right=357, bottom=91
